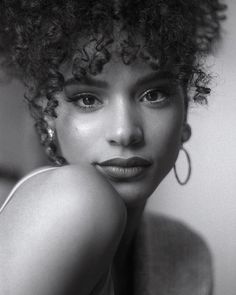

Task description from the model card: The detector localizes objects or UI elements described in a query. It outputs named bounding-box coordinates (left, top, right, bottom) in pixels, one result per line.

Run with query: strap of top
left=0, top=166, right=57, bottom=214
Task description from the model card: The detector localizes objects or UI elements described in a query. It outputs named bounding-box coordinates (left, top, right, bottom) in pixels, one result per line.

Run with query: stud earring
left=35, top=119, right=67, bottom=166
left=44, top=126, right=66, bottom=166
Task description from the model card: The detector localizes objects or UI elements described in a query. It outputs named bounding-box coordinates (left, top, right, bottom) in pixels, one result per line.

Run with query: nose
left=105, top=99, right=144, bottom=147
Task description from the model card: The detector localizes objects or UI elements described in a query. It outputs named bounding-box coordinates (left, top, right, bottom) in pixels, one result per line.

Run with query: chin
left=111, top=181, right=157, bottom=207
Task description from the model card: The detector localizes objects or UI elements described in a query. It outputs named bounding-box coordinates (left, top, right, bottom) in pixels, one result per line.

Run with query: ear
left=41, top=113, right=56, bottom=131
left=181, top=123, right=191, bottom=143
left=40, top=93, right=60, bottom=128
left=43, top=101, right=58, bottom=130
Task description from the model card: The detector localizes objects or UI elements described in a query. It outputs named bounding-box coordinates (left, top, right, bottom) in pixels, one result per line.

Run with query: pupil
left=83, top=95, right=94, bottom=105
left=148, top=92, right=158, bottom=101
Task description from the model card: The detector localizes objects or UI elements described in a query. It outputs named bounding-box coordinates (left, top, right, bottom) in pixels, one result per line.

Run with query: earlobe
left=43, top=114, right=56, bottom=130
left=36, top=114, right=66, bottom=166
left=181, top=123, right=191, bottom=143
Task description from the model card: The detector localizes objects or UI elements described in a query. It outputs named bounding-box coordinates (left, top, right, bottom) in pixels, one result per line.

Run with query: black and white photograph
left=0, top=1, right=235, bottom=295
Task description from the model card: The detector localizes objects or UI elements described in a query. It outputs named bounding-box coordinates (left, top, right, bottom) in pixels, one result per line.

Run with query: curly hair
left=0, top=0, right=226, bottom=165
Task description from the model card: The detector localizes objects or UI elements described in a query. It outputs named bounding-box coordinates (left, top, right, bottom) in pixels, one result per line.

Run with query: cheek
left=145, top=106, right=184, bottom=175
left=55, top=107, right=104, bottom=164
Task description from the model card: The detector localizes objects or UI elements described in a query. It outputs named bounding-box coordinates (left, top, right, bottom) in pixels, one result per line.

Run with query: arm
left=0, top=164, right=126, bottom=295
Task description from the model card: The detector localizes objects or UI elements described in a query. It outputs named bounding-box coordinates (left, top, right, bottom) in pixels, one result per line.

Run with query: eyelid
left=139, top=88, right=166, bottom=100
left=64, top=82, right=105, bottom=97
left=66, top=92, right=102, bottom=102
left=138, top=78, right=179, bottom=96
left=140, top=88, right=155, bottom=98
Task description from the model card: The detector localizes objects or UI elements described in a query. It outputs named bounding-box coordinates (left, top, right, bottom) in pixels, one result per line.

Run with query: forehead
left=61, top=31, right=177, bottom=84
left=63, top=55, right=177, bottom=91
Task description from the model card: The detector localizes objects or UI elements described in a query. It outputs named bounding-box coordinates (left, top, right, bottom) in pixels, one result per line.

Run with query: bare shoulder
left=141, top=213, right=212, bottom=269
left=0, top=164, right=126, bottom=226
left=0, top=164, right=126, bottom=246
left=0, top=165, right=126, bottom=295
left=145, top=213, right=212, bottom=257
left=136, top=213, right=213, bottom=295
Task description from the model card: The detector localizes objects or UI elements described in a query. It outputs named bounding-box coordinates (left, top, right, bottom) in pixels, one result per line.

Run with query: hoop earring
left=174, top=146, right=191, bottom=185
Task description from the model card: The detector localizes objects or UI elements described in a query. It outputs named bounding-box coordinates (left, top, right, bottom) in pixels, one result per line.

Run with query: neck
left=112, top=200, right=146, bottom=294
left=115, top=201, right=146, bottom=262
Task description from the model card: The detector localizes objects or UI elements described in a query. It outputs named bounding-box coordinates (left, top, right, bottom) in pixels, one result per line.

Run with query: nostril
left=107, top=126, right=144, bottom=147
left=130, top=130, right=144, bottom=145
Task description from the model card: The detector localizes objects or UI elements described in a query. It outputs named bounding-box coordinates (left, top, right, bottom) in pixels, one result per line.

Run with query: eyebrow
left=64, top=76, right=108, bottom=88
left=133, top=71, right=175, bottom=89
left=64, top=71, right=175, bottom=89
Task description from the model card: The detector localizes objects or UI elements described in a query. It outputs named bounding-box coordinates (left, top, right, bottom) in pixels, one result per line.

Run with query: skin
left=0, top=44, right=189, bottom=295
left=0, top=164, right=126, bottom=295
left=50, top=53, right=187, bottom=293
left=53, top=57, right=186, bottom=206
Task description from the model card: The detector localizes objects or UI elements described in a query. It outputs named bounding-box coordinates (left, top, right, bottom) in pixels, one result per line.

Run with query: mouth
left=95, top=157, right=152, bottom=182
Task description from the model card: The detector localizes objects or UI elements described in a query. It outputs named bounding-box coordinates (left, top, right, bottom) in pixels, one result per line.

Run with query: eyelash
left=66, top=93, right=103, bottom=112
left=66, top=89, right=170, bottom=111
left=139, top=89, right=170, bottom=106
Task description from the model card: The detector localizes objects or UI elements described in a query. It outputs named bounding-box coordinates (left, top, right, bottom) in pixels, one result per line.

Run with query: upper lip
left=97, top=157, right=152, bottom=167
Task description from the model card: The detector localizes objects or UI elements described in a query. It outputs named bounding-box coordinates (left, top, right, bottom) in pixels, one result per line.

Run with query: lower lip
left=96, top=165, right=149, bottom=181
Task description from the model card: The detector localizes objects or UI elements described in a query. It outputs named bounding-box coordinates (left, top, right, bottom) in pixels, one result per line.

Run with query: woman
left=0, top=1, right=226, bottom=294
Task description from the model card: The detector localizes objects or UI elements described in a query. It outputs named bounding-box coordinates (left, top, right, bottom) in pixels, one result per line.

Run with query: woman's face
left=53, top=56, right=186, bottom=206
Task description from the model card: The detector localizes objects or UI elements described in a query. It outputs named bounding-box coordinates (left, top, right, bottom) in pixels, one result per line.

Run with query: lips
left=96, top=157, right=152, bottom=181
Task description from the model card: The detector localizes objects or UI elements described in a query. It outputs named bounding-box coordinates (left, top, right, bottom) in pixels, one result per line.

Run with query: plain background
left=0, top=1, right=235, bottom=295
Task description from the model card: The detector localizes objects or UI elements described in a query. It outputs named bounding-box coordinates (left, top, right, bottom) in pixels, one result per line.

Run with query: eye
left=139, top=89, right=170, bottom=106
left=66, top=93, right=103, bottom=112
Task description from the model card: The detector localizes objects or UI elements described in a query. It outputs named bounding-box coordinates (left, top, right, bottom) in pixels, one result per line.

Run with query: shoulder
left=144, top=213, right=211, bottom=256
left=1, top=164, right=125, bottom=219
left=0, top=164, right=126, bottom=252
left=0, top=165, right=126, bottom=294
left=134, top=213, right=213, bottom=295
